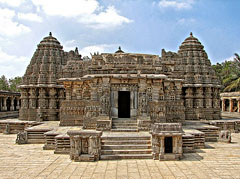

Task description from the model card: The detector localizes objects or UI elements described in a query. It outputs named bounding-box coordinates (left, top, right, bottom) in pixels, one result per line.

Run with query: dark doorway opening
left=225, top=99, right=230, bottom=112
left=6, top=97, right=11, bottom=111
left=164, top=137, right=173, bottom=153
left=14, top=98, right=17, bottom=111
left=118, top=91, right=130, bottom=118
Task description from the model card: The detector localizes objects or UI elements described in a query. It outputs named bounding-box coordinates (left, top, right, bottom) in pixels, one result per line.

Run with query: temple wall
left=59, top=75, right=185, bottom=128
left=19, top=87, right=64, bottom=121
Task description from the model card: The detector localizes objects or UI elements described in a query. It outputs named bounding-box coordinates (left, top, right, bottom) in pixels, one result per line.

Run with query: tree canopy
left=212, top=53, right=240, bottom=92
left=0, top=75, right=22, bottom=92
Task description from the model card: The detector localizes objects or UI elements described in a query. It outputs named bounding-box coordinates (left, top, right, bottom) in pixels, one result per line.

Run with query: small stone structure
left=0, top=91, right=20, bottom=118
left=67, top=130, right=102, bottom=162
left=221, top=92, right=240, bottom=113
left=151, top=123, right=183, bottom=160
left=218, top=130, right=231, bottom=143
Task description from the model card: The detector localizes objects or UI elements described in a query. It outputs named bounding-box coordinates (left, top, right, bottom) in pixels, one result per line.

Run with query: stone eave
left=220, top=92, right=240, bottom=97
left=18, top=84, right=64, bottom=88
left=101, top=52, right=159, bottom=58
left=59, top=74, right=169, bottom=81
left=150, top=132, right=183, bottom=136
left=0, top=90, right=20, bottom=96
left=183, top=84, right=222, bottom=88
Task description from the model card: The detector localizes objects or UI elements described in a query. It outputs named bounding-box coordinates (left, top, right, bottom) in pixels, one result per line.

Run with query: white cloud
left=0, top=0, right=25, bottom=7
left=31, top=0, right=132, bottom=29
left=177, top=18, right=195, bottom=24
left=221, top=56, right=234, bottom=63
left=79, top=6, right=132, bottom=29
left=18, top=13, right=43, bottom=23
left=79, top=44, right=118, bottom=57
left=158, top=0, right=194, bottom=10
left=31, top=0, right=99, bottom=17
left=0, top=8, right=31, bottom=37
left=0, top=48, right=29, bottom=78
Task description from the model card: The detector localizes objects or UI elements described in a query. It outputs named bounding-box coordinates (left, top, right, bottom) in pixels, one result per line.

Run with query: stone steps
left=112, top=123, right=138, bottom=127
left=111, top=118, right=138, bottom=132
left=102, top=145, right=151, bottom=150
left=112, top=120, right=137, bottom=124
left=102, top=149, right=152, bottom=155
left=112, top=126, right=138, bottom=129
left=102, top=140, right=151, bottom=145
left=101, top=135, right=152, bottom=160
left=101, top=154, right=152, bottom=160
left=101, top=136, right=150, bottom=140
left=111, top=129, right=138, bottom=132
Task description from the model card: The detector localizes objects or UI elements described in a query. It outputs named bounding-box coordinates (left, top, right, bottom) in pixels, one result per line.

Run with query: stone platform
left=2, top=118, right=240, bottom=162
left=1, top=133, right=240, bottom=178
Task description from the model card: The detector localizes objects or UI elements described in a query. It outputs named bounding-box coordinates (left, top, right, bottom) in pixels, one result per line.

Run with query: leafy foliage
left=212, top=53, right=240, bottom=92
left=0, top=75, right=22, bottom=92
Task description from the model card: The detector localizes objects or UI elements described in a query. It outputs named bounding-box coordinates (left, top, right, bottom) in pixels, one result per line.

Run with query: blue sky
left=0, top=0, right=239, bottom=78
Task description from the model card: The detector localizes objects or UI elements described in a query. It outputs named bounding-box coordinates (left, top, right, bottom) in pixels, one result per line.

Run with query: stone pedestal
left=67, top=130, right=102, bottom=162
left=218, top=130, right=231, bottom=143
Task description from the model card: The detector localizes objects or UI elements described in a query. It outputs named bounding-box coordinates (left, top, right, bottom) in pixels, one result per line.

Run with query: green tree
left=223, top=53, right=240, bottom=92
left=9, top=76, right=22, bottom=92
left=0, top=75, right=10, bottom=91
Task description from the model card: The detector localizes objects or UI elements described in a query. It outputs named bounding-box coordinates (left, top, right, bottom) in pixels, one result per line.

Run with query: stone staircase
left=111, top=118, right=138, bottom=132
left=100, top=134, right=152, bottom=160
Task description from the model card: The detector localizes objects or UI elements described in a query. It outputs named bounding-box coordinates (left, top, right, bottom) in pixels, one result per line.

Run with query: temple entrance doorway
left=118, top=91, right=130, bottom=118
left=164, top=137, right=173, bottom=153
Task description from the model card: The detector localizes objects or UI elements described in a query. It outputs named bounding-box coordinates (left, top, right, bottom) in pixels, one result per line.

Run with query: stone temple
left=19, top=32, right=221, bottom=123
left=15, top=32, right=225, bottom=161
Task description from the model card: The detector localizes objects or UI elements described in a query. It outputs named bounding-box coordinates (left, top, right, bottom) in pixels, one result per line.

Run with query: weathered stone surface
left=67, top=130, right=102, bottom=162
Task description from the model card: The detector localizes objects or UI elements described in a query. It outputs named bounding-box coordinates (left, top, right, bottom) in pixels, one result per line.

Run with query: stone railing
left=67, top=130, right=102, bottom=162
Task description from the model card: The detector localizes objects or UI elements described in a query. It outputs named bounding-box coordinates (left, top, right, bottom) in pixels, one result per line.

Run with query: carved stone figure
left=16, top=131, right=27, bottom=144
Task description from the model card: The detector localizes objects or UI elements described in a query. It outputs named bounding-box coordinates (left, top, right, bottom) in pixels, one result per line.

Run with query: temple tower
left=19, top=32, right=71, bottom=121
left=177, top=33, right=221, bottom=120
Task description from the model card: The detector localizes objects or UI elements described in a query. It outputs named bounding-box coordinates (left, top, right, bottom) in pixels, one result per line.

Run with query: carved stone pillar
left=159, top=136, right=164, bottom=160
left=238, top=99, right=240, bottom=113
left=0, top=98, right=2, bottom=111
left=230, top=99, right=233, bottom=112
left=58, top=89, right=65, bottom=108
left=29, top=88, right=37, bottom=109
left=21, top=89, right=29, bottom=109
left=38, top=88, right=46, bottom=109
left=49, top=88, right=57, bottom=109
left=10, top=98, right=14, bottom=111
left=3, top=97, right=7, bottom=111
left=49, top=88, right=57, bottom=121
left=222, top=99, right=225, bottom=112
left=151, top=135, right=159, bottom=160
left=16, top=98, right=20, bottom=110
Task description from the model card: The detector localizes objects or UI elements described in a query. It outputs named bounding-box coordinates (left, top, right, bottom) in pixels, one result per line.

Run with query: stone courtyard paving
left=0, top=133, right=240, bottom=179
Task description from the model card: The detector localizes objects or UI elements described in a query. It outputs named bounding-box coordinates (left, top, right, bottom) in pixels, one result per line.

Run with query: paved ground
left=0, top=133, right=240, bottom=179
